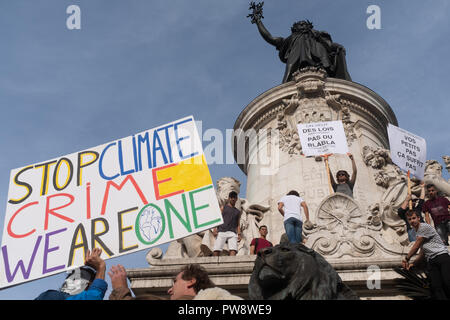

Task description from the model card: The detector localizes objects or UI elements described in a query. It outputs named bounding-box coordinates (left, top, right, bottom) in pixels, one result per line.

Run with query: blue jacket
left=66, top=279, right=108, bottom=300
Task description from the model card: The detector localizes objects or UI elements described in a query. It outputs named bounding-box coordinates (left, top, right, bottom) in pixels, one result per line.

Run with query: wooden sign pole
left=407, top=170, right=412, bottom=210
left=322, top=154, right=333, bottom=195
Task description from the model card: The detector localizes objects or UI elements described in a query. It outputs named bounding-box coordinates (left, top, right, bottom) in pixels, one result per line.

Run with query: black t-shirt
left=218, top=205, right=240, bottom=233
left=397, top=199, right=424, bottom=230
left=332, top=181, right=354, bottom=198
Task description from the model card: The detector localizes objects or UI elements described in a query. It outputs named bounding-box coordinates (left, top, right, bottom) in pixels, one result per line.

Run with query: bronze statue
left=248, top=243, right=359, bottom=300
left=247, top=2, right=352, bottom=83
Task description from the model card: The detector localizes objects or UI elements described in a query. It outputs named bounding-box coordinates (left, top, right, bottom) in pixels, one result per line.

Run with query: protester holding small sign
left=387, top=124, right=427, bottom=181
left=326, top=153, right=357, bottom=198
left=423, top=184, right=450, bottom=246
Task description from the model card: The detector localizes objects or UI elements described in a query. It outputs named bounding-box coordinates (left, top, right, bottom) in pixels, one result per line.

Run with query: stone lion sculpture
left=248, top=243, right=359, bottom=300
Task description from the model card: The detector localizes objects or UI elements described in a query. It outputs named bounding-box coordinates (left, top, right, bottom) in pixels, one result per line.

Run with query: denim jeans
left=284, top=217, right=303, bottom=243
left=435, top=220, right=450, bottom=246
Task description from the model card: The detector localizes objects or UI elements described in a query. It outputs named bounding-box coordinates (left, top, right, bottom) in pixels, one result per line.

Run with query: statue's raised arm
left=247, top=2, right=283, bottom=48
left=247, top=2, right=352, bottom=83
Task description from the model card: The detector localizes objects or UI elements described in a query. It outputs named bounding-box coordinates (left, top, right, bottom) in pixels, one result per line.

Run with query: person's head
left=60, top=266, right=96, bottom=295
left=406, top=210, right=421, bottom=229
left=287, top=190, right=299, bottom=197
left=259, top=225, right=268, bottom=238
left=291, top=20, right=313, bottom=33
left=167, top=264, right=214, bottom=300
left=228, top=191, right=238, bottom=206
left=336, top=170, right=350, bottom=183
left=426, top=184, right=438, bottom=199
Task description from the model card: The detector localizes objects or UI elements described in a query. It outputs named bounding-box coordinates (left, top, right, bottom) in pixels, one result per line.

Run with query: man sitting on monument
left=249, top=225, right=273, bottom=255
left=326, top=153, right=357, bottom=198
left=423, top=184, right=450, bottom=245
left=397, top=181, right=425, bottom=242
left=212, top=191, right=242, bottom=256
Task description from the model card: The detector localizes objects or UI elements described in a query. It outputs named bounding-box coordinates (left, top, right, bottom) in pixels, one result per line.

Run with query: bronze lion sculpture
left=248, top=243, right=359, bottom=300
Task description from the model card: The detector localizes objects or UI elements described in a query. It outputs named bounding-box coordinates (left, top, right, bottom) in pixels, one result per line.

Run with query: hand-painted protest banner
left=297, top=121, right=349, bottom=156
left=1, top=116, right=223, bottom=288
left=387, top=124, right=427, bottom=179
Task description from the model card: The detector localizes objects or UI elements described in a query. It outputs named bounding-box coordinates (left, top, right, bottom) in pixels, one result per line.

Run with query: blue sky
left=0, top=0, right=449, bottom=299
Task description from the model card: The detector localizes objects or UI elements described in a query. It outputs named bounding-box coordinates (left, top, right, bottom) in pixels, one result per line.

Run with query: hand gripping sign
left=297, top=121, right=349, bottom=193
left=0, top=116, right=223, bottom=288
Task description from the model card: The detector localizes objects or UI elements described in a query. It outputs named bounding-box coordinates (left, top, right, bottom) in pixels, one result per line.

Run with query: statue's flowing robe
left=275, top=30, right=352, bottom=82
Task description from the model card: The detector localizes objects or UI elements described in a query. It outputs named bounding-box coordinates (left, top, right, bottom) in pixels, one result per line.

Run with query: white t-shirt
left=278, top=195, right=304, bottom=222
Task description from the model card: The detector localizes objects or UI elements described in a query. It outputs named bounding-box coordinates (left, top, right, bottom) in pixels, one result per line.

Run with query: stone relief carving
left=340, top=106, right=358, bottom=144
left=275, top=68, right=358, bottom=157
left=303, top=193, right=404, bottom=258
left=150, top=177, right=270, bottom=262
left=362, top=146, right=410, bottom=245
left=362, top=148, right=450, bottom=245
left=421, top=159, right=450, bottom=196
left=443, top=156, right=450, bottom=177
left=276, top=112, right=302, bottom=156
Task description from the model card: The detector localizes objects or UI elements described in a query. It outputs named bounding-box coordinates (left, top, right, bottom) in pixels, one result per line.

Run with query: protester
left=402, top=210, right=450, bottom=299
left=108, top=264, right=165, bottom=300
left=397, top=181, right=425, bottom=242
left=213, top=191, right=242, bottom=256
left=423, top=184, right=450, bottom=245
left=327, top=153, right=357, bottom=198
left=278, top=190, right=312, bottom=244
left=109, top=263, right=241, bottom=300
left=35, top=248, right=107, bottom=300
left=167, top=264, right=215, bottom=300
left=249, top=225, right=273, bottom=255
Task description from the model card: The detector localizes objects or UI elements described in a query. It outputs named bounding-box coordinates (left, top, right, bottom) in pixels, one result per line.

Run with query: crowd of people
left=34, top=153, right=450, bottom=300
left=36, top=253, right=242, bottom=300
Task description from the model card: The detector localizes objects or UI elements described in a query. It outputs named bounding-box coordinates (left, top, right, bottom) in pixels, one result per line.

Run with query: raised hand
left=85, top=247, right=106, bottom=279
left=108, top=264, right=128, bottom=290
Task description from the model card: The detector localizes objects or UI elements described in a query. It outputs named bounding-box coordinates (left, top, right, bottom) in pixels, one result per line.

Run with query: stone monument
left=124, top=4, right=450, bottom=300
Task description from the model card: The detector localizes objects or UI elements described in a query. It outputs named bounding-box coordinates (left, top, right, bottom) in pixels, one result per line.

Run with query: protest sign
left=387, top=124, right=427, bottom=180
left=297, top=121, right=349, bottom=156
left=1, top=116, right=222, bottom=288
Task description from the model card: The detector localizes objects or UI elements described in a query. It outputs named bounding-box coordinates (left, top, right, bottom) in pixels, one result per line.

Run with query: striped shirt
left=416, top=223, right=449, bottom=261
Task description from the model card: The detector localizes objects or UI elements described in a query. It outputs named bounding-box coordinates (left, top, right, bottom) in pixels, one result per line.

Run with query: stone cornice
left=234, top=79, right=397, bottom=133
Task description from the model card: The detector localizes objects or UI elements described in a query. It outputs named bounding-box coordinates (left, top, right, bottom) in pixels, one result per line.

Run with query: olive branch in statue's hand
left=247, top=1, right=264, bottom=24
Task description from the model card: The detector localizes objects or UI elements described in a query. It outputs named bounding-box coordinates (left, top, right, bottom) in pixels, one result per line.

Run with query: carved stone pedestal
left=126, top=68, right=419, bottom=300
left=232, top=68, right=402, bottom=247
left=126, top=254, right=409, bottom=300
